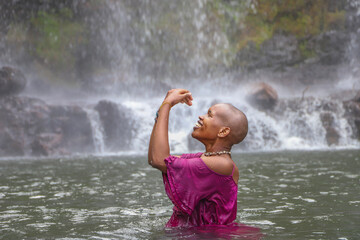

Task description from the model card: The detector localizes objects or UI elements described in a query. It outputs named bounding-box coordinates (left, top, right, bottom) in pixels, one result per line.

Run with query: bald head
left=215, top=103, right=248, bottom=145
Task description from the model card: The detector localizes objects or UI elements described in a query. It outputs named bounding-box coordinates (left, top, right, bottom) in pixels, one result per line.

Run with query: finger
left=185, top=97, right=193, bottom=106
left=178, top=89, right=190, bottom=95
left=183, top=92, right=192, bottom=98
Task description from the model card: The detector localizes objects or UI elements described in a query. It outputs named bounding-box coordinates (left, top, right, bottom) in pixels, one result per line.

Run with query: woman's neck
left=204, top=141, right=231, bottom=153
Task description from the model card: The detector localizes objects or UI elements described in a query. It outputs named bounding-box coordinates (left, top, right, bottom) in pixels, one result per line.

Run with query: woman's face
left=191, top=104, right=225, bottom=142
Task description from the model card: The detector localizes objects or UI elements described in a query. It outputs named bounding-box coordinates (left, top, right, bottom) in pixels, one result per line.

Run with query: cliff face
left=229, top=0, right=359, bottom=86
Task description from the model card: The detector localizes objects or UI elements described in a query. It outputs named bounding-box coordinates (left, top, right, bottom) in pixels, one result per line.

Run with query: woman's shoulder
left=200, top=156, right=236, bottom=177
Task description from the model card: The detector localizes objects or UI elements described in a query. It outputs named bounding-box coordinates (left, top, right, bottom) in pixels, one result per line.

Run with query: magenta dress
left=162, top=152, right=238, bottom=227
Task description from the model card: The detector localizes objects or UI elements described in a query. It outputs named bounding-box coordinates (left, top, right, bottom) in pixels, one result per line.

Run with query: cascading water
left=95, top=92, right=359, bottom=155
left=84, top=108, right=105, bottom=153
left=0, top=0, right=360, bottom=157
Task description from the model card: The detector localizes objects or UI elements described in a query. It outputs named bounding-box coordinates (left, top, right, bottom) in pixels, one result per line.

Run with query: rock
left=234, top=33, right=301, bottom=71
left=0, top=96, right=95, bottom=156
left=31, top=131, right=67, bottom=156
left=246, top=82, right=278, bottom=110
left=95, top=100, right=133, bottom=151
left=320, top=112, right=340, bottom=145
left=0, top=96, right=51, bottom=156
left=310, top=31, right=349, bottom=66
left=0, top=130, right=25, bottom=156
left=352, top=91, right=360, bottom=103
left=49, top=105, right=94, bottom=154
left=0, top=66, right=26, bottom=96
left=343, top=98, right=360, bottom=141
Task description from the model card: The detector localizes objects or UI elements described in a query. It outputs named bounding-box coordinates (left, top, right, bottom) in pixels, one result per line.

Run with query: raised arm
left=148, top=89, right=193, bottom=172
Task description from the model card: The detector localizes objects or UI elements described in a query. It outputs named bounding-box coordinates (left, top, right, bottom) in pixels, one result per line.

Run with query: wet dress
left=162, top=152, right=238, bottom=227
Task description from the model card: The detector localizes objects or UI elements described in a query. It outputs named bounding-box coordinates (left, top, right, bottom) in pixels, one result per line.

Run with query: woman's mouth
left=193, top=121, right=202, bottom=130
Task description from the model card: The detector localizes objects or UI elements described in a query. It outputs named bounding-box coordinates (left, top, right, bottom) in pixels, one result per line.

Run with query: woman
left=148, top=89, right=250, bottom=227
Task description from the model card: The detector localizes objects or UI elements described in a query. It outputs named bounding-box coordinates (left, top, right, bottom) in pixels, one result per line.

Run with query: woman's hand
left=164, top=89, right=193, bottom=107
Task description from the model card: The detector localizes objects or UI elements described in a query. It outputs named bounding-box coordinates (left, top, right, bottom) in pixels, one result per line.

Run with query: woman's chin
left=191, top=130, right=198, bottom=139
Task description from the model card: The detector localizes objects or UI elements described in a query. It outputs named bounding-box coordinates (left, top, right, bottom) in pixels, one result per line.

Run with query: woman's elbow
left=149, top=157, right=160, bottom=168
left=148, top=156, right=167, bottom=172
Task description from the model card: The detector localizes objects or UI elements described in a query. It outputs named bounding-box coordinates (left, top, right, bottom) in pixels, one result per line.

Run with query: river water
left=0, top=150, right=359, bottom=239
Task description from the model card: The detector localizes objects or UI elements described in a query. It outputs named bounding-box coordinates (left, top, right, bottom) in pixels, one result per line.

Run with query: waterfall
left=104, top=94, right=359, bottom=155
left=85, top=108, right=105, bottom=153
left=1, top=1, right=360, bottom=157
left=338, top=0, right=360, bottom=91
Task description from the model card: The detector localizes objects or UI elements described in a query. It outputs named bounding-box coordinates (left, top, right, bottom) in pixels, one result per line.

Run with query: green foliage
left=207, top=0, right=346, bottom=68
left=299, top=41, right=316, bottom=58
left=30, top=8, right=87, bottom=84
left=238, top=15, right=274, bottom=50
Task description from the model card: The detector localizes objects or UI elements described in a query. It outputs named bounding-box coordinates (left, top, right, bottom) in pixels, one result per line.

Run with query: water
left=1, top=150, right=359, bottom=239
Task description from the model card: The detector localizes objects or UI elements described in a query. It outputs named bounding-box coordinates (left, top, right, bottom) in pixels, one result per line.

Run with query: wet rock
left=0, top=130, right=24, bottom=156
left=0, top=66, right=26, bottom=96
left=352, top=91, right=360, bottom=103
left=343, top=94, right=360, bottom=140
left=31, top=131, right=67, bottom=156
left=0, top=96, right=51, bottom=156
left=310, top=31, right=349, bottom=66
left=235, top=33, right=301, bottom=71
left=0, top=96, right=95, bottom=156
left=320, top=112, right=340, bottom=145
left=95, top=100, right=133, bottom=151
left=246, top=82, right=278, bottom=110
left=49, top=105, right=94, bottom=154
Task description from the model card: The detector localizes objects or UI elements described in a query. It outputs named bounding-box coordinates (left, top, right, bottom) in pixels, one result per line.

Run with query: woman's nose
left=199, top=115, right=204, bottom=120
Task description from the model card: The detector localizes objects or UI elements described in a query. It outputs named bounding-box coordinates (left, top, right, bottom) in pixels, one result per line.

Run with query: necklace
left=204, top=151, right=231, bottom=156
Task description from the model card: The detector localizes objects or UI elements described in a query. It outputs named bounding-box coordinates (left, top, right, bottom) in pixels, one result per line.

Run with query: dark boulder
left=30, top=130, right=67, bottom=156
left=320, top=112, right=340, bottom=145
left=0, top=96, right=95, bottom=156
left=246, top=82, right=278, bottom=110
left=48, top=105, right=94, bottom=154
left=0, top=130, right=25, bottom=156
left=0, top=96, right=51, bottom=156
left=95, top=100, right=133, bottom=151
left=0, top=66, right=26, bottom=96
left=343, top=91, right=360, bottom=140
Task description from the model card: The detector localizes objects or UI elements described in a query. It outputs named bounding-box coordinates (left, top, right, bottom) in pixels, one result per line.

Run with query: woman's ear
left=218, top=127, right=230, bottom=138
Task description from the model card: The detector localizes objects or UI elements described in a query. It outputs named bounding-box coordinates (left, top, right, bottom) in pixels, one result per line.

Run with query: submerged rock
left=0, top=66, right=26, bottom=96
